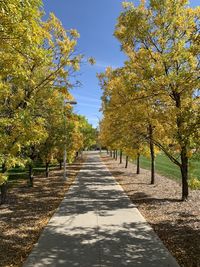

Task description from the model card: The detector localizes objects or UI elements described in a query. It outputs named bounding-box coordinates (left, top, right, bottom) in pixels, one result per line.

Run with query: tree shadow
left=130, top=193, right=181, bottom=205
left=151, top=219, right=200, bottom=267
left=0, top=158, right=84, bottom=267
left=22, top=154, right=180, bottom=267
left=23, top=221, right=180, bottom=267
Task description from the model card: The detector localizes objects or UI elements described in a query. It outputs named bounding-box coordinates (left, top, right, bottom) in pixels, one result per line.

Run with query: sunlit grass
left=135, top=153, right=200, bottom=181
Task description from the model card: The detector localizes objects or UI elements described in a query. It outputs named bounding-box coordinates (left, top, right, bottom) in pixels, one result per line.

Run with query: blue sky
left=43, top=0, right=199, bottom=128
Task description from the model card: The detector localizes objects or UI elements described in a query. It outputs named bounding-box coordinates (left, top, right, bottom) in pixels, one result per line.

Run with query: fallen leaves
left=102, top=154, right=200, bottom=267
left=0, top=157, right=84, bottom=267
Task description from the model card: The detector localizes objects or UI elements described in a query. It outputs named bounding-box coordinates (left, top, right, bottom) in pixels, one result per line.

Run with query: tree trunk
left=46, top=162, right=50, bottom=178
left=120, top=150, right=123, bottom=164
left=149, top=124, right=155, bottom=184
left=59, top=161, right=62, bottom=170
left=107, top=149, right=109, bottom=155
left=174, top=92, right=189, bottom=200
left=0, top=183, right=7, bottom=205
left=110, top=151, right=112, bottom=157
left=125, top=156, right=129, bottom=168
left=29, top=164, right=33, bottom=187
left=2, top=163, right=7, bottom=173
left=180, top=149, right=189, bottom=201
left=136, top=153, right=140, bottom=174
left=115, top=150, right=118, bottom=160
left=0, top=163, right=7, bottom=205
left=150, top=142, right=155, bottom=184
left=113, top=150, right=115, bottom=159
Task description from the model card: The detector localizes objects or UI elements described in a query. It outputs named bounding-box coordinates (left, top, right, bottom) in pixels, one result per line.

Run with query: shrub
left=189, top=177, right=200, bottom=190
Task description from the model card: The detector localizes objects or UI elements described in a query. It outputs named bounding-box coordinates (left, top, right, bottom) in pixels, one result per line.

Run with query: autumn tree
left=114, top=0, right=200, bottom=200
left=98, top=66, right=155, bottom=176
left=76, top=115, right=97, bottom=150
left=0, top=0, right=92, bottom=201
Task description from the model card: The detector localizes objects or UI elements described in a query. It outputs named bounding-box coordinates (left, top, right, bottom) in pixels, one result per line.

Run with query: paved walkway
left=23, top=152, right=180, bottom=267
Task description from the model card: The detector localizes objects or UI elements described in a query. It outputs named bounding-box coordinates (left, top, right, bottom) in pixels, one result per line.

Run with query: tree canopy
left=99, top=0, right=200, bottom=200
left=0, top=0, right=96, bottom=196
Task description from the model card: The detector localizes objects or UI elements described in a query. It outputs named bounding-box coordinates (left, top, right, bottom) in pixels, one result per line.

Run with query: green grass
left=133, top=153, right=200, bottom=181
left=0, top=162, right=59, bottom=185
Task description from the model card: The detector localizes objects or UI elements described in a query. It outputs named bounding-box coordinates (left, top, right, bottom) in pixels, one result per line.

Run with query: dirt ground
left=101, top=153, right=200, bottom=267
left=0, top=157, right=84, bottom=267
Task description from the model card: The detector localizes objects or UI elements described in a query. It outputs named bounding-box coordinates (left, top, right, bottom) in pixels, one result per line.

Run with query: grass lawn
left=0, top=162, right=59, bottom=186
left=133, top=153, right=200, bottom=181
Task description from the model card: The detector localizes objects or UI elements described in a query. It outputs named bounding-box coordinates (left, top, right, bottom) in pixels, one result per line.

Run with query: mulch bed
left=0, top=157, right=85, bottom=267
left=101, top=153, right=200, bottom=267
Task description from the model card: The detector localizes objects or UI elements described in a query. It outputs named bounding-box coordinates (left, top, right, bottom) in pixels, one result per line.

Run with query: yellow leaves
left=122, top=2, right=134, bottom=10
left=59, top=38, right=76, bottom=55
left=100, top=0, right=200, bottom=166
left=114, top=24, right=127, bottom=40
left=0, top=0, right=93, bottom=170
left=124, top=147, right=138, bottom=159
left=70, top=29, right=80, bottom=38
left=0, top=174, right=8, bottom=186
left=59, top=87, right=67, bottom=95
left=48, top=12, right=62, bottom=29
left=139, top=0, right=146, bottom=11
left=186, top=150, right=193, bottom=158
left=88, top=57, right=96, bottom=65
left=11, top=143, right=21, bottom=154
left=188, top=177, right=200, bottom=189
left=72, top=61, right=80, bottom=71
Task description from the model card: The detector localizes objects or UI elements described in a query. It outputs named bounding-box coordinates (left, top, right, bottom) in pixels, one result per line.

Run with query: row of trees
left=0, top=0, right=96, bottom=203
left=98, top=0, right=200, bottom=201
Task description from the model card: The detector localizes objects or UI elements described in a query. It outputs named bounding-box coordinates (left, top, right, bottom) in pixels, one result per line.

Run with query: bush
left=189, top=177, right=200, bottom=190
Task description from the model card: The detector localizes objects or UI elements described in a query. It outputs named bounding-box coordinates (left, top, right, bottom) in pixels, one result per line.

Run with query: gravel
left=101, top=153, right=200, bottom=267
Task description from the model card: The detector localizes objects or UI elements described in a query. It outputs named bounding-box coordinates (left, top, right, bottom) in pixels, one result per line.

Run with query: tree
left=0, top=0, right=92, bottom=201
left=98, top=66, right=159, bottom=180
left=77, top=116, right=97, bottom=150
left=0, top=0, right=83, bottom=162
left=114, top=0, right=200, bottom=200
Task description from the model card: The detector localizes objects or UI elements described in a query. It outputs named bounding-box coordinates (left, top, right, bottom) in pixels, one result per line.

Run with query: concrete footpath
left=23, top=152, right=180, bottom=267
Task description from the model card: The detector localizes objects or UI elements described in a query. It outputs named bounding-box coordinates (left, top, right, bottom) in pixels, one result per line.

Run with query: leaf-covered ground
left=101, top=154, right=200, bottom=267
left=0, top=157, right=84, bottom=267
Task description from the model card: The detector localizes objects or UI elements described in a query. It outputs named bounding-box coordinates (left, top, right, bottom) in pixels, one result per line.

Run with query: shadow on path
left=23, top=152, right=179, bottom=267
